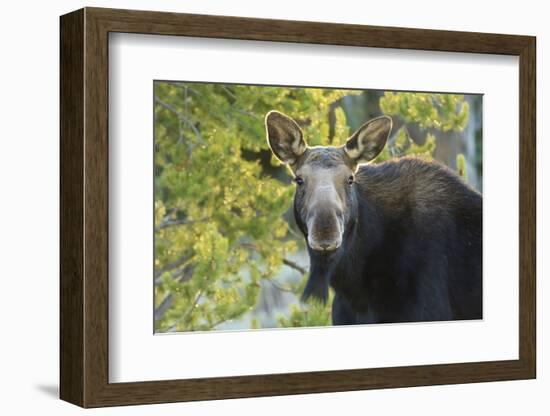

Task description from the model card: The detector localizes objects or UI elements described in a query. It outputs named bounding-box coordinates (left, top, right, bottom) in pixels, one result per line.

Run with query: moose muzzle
left=306, top=209, right=344, bottom=253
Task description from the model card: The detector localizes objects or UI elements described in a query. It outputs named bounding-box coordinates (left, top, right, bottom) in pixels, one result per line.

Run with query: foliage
left=456, top=153, right=468, bottom=180
left=154, top=82, right=474, bottom=332
left=376, top=126, right=437, bottom=163
left=379, top=92, right=469, bottom=131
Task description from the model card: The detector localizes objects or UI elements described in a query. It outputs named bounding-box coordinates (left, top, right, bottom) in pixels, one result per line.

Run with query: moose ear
left=344, top=116, right=392, bottom=165
left=265, top=111, right=307, bottom=166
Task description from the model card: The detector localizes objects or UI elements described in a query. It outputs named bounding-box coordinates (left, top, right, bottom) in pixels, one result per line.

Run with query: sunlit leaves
left=154, top=81, right=352, bottom=332
left=376, top=127, right=436, bottom=163
left=456, top=153, right=467, bottom=179
left=278, top=292, right=334, bottom=328
left=380, top=92, right=469, bottom=132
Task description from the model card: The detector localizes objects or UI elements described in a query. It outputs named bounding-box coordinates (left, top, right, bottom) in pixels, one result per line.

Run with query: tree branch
left=164, top=287, right=204, bottom=332
left=155, top=217, right=208, bottom=232
left=154, top=264, right=196, bottom=321
left=267, top=279, right=296, bottom=293
left=240, top=242, right=308, bottom=275
left=155, top=96, right=204, bottom=143
left=154, top=253, right=191, bottom=279
left=282, top=258, right=308, bottom=275
left=210, top=309, right=247, bottom=330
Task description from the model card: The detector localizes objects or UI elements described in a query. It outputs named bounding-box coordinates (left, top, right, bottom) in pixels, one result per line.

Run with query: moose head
left=266, top=111, right=392, bottom=301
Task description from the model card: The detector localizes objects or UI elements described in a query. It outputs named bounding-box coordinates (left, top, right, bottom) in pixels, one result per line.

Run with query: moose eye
left=295, top=176, right=304, bottom=186
left=347, top=175, right=354, bottom=185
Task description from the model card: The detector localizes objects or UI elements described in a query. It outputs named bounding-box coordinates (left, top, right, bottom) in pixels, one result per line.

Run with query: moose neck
left=330, top=194, right=380, bottom=294
left=300, top=186, right=381, bottom=303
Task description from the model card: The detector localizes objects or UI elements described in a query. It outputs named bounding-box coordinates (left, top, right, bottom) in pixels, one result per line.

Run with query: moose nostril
left=309, top=240, right=340, bottom=252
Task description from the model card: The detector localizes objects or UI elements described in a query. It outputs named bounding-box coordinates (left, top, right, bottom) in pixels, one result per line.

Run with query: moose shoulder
left=266, top=110, right=482, bottom=325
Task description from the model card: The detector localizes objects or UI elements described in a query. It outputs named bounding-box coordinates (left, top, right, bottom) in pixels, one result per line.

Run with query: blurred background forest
left=154, top=81, right=482, bottom=333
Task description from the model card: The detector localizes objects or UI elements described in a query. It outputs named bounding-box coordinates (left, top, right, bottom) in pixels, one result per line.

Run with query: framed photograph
left=60, top=7, right=536, bottom=408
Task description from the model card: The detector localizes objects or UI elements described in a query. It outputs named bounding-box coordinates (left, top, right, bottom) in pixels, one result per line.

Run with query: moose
left=265, top=111, right=482, bottom=325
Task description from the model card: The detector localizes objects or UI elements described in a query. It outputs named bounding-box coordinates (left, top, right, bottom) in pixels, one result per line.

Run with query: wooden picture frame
left=60, top=7, right=536, bottom=408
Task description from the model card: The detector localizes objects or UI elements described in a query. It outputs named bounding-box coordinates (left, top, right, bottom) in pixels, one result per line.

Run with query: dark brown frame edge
left=60, top=7, right=536, bottom=408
